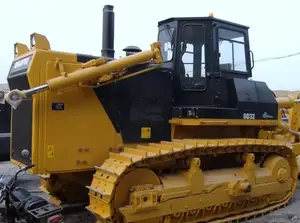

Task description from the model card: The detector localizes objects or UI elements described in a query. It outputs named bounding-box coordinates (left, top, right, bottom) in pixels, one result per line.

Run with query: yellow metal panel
left=141, top=127, right=151, bottom=139
left=15, top=49, right=123, bottom=174
left=169, top=118, right=278, bottom=126
left=18, top=49, right=80, bottom=174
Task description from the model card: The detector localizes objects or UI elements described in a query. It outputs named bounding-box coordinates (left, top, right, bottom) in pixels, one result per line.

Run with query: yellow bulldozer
left=3, top=4, right=300, bottom=223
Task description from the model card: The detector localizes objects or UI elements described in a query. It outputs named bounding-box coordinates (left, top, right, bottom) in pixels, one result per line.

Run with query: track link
left=86, top=138, right=299, bottom=223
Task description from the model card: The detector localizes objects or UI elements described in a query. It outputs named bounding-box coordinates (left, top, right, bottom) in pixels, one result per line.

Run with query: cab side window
left=218, top=28, right=247, bottom=72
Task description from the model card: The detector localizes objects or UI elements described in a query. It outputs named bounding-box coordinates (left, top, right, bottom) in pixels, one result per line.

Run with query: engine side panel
left=172, top=78, right=278, bottom=121
left=94, top=67, right=173, bottom=143
left=255, top=81, right=278, bottom=119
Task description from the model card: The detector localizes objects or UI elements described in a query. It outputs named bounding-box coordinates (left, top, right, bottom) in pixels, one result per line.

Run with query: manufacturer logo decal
left=13, top=57, right=31, bottom=69
left=262, top=112, right=273, bottom=119
left=9, top=55, right=33, bottom=75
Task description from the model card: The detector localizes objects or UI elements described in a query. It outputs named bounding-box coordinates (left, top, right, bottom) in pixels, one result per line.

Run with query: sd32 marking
left=243, top=113, right=255, bottom=120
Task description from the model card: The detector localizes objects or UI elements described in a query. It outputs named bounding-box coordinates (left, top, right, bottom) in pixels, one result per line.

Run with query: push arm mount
left=276, top=96, right=300, bottom=139
left=3, top=42, right=162, bottom=109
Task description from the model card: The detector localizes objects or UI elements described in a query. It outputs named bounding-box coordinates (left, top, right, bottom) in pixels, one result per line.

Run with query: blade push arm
left=5, top=42, right=162, bottom=109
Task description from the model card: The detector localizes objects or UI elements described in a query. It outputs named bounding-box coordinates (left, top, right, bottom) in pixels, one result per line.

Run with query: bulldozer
left=3, top=4, right=300, bottom=223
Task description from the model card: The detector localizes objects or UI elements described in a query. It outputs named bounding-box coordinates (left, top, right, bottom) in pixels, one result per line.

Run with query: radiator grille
left=7, top=56, right=33, bottom=165
left=11, top=99, right=32, bottom=165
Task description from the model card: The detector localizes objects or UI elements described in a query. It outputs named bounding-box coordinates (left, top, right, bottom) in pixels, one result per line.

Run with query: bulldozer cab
left=158, top=16, right=253, bottom=109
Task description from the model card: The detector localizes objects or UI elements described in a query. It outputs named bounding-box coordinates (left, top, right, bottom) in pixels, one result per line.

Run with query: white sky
left=0, top=0, right=299, bottom=90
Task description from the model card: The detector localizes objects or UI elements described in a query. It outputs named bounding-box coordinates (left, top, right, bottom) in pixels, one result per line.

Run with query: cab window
left=179, top=24, right=206, bottom=90
left=218, top=28, right=247, bottom=72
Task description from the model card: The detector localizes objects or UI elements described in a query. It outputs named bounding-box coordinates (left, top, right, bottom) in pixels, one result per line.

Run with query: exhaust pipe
left=101, top=5, right=115, bottom=59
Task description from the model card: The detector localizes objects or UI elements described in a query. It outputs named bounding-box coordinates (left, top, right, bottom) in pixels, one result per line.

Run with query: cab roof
left=158, top=16, right=249, bottom=29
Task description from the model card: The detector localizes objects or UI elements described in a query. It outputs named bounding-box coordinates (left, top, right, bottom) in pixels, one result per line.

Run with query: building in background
left=0, top=83, right=9, bottom=92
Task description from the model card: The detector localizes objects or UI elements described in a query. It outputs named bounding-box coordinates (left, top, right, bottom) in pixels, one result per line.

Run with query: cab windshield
left=158, top=25, right=175, bottom=62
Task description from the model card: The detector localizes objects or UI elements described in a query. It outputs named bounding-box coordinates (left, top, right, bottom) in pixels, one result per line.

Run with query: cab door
left=173, top=22, right=217, bottom=107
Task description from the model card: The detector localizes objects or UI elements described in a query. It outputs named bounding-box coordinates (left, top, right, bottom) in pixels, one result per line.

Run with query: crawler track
left=86, top=138, right=299, bottom=223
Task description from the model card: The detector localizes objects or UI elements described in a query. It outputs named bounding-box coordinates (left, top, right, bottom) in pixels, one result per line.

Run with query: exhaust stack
left=101, top=5, right=115, bottom=59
